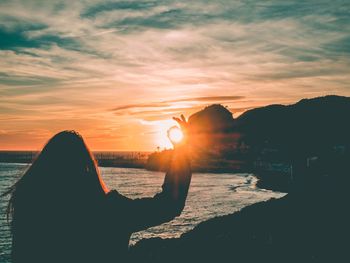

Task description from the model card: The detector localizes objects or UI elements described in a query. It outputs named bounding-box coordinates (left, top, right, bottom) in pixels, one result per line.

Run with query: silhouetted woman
left=5, top=116, right=191, bottom=263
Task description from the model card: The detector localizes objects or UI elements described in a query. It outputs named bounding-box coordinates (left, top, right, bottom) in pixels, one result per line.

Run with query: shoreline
left=0, top=159, right=253, bottom=174
left=0, top=151, right=290, bottom=192
left=0, top=160, right=250, bottom=173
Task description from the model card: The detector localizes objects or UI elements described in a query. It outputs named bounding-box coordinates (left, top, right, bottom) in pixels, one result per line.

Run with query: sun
left=168, top=126, right=184, bottom=144
left=152, top=120, right=184, bottom=149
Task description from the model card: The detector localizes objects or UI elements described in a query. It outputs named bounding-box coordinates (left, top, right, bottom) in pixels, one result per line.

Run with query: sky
left=0, top=0, right=350, bottom=151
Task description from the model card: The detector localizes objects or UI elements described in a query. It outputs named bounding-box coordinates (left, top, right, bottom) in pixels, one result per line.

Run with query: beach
left=0, top=162, right=284, bottom=263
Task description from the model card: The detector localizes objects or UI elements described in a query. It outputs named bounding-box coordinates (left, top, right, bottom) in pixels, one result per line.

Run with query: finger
left=181, top=114, right=186, bottom=122
left=173, top=117, right=181, bottom=124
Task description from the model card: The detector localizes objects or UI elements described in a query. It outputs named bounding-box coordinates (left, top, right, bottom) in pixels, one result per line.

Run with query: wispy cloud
left=111, top=103, right=170, bottom=112
left=168, top=95, right=245, bottom=103
left=110, top=95, right=244, bottom=112
left=0, top=0, right=349, bottom=150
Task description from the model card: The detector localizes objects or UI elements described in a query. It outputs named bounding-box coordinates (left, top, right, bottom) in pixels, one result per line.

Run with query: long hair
left=4, top=130, right=109, bottom=224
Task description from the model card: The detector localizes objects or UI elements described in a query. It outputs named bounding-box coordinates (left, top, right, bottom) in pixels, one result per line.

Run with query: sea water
left=0, top=163, right=285, bottom=262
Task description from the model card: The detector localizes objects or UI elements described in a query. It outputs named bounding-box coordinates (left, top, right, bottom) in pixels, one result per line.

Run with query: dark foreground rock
left=130, top=154, right=349, bottom=263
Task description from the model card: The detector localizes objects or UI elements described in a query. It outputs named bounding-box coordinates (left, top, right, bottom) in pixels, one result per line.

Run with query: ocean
left=0, top=162, right=285, bottom=262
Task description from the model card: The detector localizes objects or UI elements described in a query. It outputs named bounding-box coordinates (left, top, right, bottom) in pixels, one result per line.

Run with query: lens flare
left=168, top=126, right=184, bottom=144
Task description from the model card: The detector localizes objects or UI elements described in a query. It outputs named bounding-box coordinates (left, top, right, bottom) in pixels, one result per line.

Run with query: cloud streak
left=111, top=95, right=244, bottom=112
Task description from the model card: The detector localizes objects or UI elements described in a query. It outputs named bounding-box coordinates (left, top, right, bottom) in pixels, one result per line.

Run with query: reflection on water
left=0, top=163, right=285, bottom=262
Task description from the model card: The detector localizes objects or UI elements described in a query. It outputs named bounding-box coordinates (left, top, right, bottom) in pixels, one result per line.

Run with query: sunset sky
left=1, top=0, right=350, bottom=151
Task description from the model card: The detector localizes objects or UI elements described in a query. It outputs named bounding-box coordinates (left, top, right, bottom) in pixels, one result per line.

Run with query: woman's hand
left=168, top=114, right=189, bottom=148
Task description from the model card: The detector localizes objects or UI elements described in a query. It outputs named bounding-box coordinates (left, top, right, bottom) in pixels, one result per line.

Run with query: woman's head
left=6, top=130, right=108, bottom=220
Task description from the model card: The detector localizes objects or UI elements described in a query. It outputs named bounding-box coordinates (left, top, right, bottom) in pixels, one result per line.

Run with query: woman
left=5, top=116, right=191, bottom=263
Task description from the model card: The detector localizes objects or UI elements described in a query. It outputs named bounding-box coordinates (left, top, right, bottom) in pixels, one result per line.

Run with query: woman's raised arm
left=107, top=115, right=192, bottom=233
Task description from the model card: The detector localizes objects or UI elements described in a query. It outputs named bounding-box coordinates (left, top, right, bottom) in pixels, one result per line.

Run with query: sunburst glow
left=168, top=126, right=184, bottom=144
